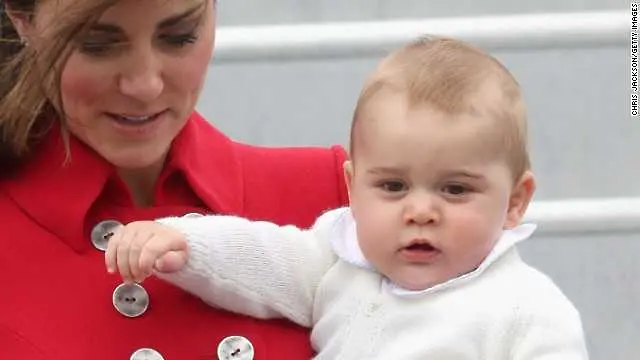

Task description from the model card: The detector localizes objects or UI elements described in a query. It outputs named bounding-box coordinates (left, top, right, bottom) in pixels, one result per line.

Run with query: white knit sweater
left=157, top=208, right=589, bottom=360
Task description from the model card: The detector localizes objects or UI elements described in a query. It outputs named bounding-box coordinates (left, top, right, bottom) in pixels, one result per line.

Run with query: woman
left=0, top=0, right=347, bottom=359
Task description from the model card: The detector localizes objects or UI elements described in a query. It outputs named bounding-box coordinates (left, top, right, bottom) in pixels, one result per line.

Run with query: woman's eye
left=77, top=32, right=199, bottom=56
left=79, top=40, right=118, bottom=56
left=160, top=33, right=199, bottom=47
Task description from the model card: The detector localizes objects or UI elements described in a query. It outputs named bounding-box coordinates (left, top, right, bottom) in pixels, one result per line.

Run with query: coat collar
left=2, top=112, right=243, bottom=251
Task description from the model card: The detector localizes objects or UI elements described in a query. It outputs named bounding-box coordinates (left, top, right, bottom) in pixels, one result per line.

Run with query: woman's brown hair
left=0, top=0, right=115, bottom=177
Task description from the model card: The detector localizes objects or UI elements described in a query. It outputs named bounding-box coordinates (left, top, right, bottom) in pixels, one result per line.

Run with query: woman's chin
left=101, top=147, right=169, bottom=173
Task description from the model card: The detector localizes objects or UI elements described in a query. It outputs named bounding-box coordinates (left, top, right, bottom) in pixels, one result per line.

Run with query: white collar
left=327, top=207, right=537, bottom=297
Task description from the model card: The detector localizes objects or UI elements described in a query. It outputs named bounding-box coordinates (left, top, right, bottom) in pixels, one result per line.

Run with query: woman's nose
left=118, top=52, right=164, bottom=103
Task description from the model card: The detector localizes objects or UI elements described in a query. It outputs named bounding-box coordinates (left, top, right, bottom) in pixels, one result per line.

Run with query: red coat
left=0, top=112, right=348, bottom=359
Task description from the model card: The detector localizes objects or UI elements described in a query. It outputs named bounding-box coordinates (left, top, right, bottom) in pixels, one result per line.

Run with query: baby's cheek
left=450, top=205, right=493, bottom=228
left=357, top=223, right=389, bottom=260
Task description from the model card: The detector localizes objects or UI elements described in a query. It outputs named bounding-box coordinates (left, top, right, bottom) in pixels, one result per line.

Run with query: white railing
left=214, top=10, right=627, bottom=62
left=523, top=197, right=640, bottom=235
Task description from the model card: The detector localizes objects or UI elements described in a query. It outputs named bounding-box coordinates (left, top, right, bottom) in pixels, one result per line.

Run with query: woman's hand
left=105, top=221, right=188, bottom=283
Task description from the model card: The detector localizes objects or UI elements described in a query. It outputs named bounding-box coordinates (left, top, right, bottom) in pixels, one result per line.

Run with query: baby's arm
left=510, top=294, right=589, bottom=360
left=154, top=209, right=342, bottom=328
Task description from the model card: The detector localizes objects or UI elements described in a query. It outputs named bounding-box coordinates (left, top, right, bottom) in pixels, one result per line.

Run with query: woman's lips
left=107, top=110, right=166, bottom=125
left=106, top=110, right=169, bottom=137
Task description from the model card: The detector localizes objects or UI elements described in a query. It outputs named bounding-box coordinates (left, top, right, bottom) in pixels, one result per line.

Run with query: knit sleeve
left=510, top=293, right=589, bottom=360
left=153, top=208, right=342, bottom=328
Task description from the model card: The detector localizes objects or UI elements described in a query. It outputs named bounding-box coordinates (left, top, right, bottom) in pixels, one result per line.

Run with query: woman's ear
left=5, top=6, right=33, bottom=44
left=343, top=160, right=354, bottom=202
left=504, top=171, right=536, bottom=229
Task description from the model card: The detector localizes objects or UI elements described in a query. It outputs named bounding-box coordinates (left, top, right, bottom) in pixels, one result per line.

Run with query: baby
left=106, top=36, right=588, bottom=359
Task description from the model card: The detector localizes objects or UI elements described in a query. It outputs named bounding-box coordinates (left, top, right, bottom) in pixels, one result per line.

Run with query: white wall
left=216, top=0, right=623, bottom=25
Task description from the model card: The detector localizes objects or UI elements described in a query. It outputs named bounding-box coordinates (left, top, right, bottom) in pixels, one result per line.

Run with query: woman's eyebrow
left=158, top=2, right=207, bottom=29
left=88, top=2, right=206, bottom=34
left=88, top=23, right=121, bottom=35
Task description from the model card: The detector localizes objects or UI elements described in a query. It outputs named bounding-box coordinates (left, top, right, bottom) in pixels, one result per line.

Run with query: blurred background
left=196, top=1, right=636, bottom=359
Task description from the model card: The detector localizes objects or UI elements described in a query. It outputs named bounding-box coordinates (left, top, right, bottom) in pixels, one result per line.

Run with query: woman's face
left=34, top=0, right=215, bottom=170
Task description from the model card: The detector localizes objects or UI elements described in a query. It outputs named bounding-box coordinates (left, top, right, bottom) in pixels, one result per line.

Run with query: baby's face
left=346, top=92, right=524, bottom=291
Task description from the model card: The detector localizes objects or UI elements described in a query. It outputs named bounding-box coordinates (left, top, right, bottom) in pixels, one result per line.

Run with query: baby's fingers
left=139, top=235, right=188, bottom=276
left=154, top=251, right=188, bottom=273
left=128, top=231, right=156, bottom=283
left=118, top=229, right=153, bottom=284
left=104, top=225, right=124, bottom=274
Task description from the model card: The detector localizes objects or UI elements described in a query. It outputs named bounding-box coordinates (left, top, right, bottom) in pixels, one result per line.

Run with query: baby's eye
left=379, top=181, right=407, bottom=193
left=442, top=184, right=468, bottom=195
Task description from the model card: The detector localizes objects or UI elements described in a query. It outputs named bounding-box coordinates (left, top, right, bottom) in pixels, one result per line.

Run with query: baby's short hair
left=350, top=35, right=530, bottom=180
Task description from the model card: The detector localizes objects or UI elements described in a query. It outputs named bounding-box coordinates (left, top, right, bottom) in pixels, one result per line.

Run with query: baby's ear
left=342, top=160, right=354, bottom=201
left=504, top=171, right=536, bottom=229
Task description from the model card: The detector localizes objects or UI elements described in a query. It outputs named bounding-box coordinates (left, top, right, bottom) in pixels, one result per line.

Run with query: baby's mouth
left=404, top=243, right=436, bottom=252
left=399, top=240, right=441, bottom=262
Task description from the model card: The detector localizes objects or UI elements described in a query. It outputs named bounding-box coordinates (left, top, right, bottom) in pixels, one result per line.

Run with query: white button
left=368, top=302, right=381, bottom=313
left=130, top=348, right=164, bottom=360
left=90, top=220, right=122, bottom=251
left=217, top=335, right=254, bottom=360
left=183, top=212, right=204, bottom=218
left=112, top=283, right=149, bottom=318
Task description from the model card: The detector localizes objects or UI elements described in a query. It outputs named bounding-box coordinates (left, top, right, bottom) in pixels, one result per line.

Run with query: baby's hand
left=104, top=221, right=188, bottom=284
